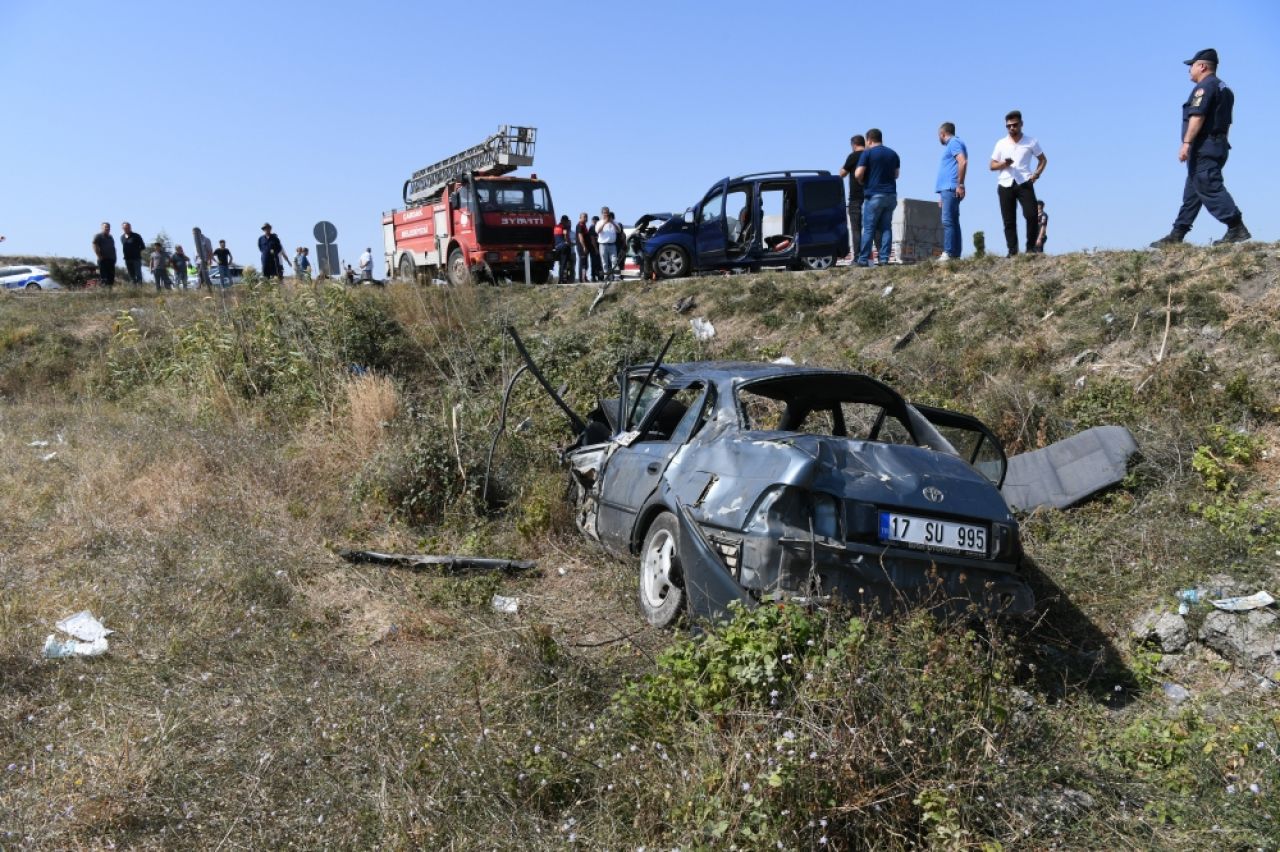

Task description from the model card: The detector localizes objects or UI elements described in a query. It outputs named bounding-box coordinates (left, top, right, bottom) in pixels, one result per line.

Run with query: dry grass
left=2, top=246, right=1279, bottom=848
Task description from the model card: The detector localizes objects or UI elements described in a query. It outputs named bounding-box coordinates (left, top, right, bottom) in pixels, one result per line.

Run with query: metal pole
left=523, top=251, right=531, bottom=285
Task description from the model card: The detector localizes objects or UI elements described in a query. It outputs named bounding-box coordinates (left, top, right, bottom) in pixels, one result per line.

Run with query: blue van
left=641, top=171, right=848, bottom=279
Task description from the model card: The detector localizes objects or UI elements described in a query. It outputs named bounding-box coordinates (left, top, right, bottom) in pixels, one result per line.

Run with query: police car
left=0, top=265, right=61, bottom=291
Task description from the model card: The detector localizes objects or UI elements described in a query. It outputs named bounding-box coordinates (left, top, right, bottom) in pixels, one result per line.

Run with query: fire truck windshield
left=473, top=182, right=551, bottom=213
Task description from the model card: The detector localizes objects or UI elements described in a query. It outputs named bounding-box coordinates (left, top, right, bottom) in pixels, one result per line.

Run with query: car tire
left=653, top=246, right=689, bottom=280
left=399, top=254, right=416, bottom=284
left=800, top=255, right=835, bottom=271
left=25, top=282, right=39, bottom=291
left=638, top=512, right=686, bottom=628
left=447, top=248, right=471, bottom=287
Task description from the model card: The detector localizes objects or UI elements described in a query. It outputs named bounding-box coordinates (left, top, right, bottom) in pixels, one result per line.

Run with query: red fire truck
left=383, top=125, right=557, bottom=285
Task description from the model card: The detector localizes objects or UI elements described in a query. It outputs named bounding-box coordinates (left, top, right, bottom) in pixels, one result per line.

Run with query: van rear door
left=794, top=176, right=848, bottom=258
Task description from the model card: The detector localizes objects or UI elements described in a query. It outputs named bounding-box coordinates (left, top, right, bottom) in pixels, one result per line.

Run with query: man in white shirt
left=989, top=110, right=1047, bottom=256
left=359, top=248, right=373, bottom=281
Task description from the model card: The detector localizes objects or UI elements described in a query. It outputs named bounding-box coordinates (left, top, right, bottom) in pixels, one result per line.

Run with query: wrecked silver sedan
left=541, top=358, right=1036, bottom=626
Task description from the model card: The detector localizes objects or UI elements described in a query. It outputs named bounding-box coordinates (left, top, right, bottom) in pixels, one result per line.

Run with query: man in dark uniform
left=1151, top=48, right=1250, bottom=246
left=258, top=223, right=290, bottom=281
left=839, top=135, right=866, bottom=258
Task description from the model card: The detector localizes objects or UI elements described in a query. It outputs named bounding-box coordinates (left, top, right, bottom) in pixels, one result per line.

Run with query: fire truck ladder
left=402, top=125, right=537, bottom=207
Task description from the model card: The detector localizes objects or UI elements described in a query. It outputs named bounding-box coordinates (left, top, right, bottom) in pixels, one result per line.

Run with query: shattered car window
left=625, top=376, right=668, bottom=431
left=739, top=390, right=787, bottom=431
left=739, top=376, right=917, bottom=444
left=650, top=386, right=708, bottom=443
left=842, top=402, right=912, bottom=444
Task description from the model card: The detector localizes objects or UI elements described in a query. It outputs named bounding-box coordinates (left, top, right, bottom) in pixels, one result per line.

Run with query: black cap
left=1184, top=48, right=1218, bottom=65
left=261, top=222, right=272, bottom=231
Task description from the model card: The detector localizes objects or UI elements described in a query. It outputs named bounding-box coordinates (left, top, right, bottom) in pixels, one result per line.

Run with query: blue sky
left=3, top=0, right=1277, bottom=275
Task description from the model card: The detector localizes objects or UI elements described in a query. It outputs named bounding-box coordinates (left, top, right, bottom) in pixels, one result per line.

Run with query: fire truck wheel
left=398, top=255, right=416, bottom=283
left=447, top=249, right=471, bottom=287
left=653, top=245, right=689, bottom=280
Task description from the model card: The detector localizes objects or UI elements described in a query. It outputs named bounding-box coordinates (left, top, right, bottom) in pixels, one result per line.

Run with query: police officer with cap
left=1152, top=48, right=1250, bottom=246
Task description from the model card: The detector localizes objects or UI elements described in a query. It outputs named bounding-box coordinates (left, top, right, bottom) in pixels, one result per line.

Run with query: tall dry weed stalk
left=345, top=372, right=400, bottom=454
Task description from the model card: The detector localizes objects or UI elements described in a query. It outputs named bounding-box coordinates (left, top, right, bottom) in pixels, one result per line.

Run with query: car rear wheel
left=398, top=254, right=416, bottom=283
left=25, top=282, right=39, bottom=290
left=653, top=246, right=689, bottom=280
left=446, top=248, right=471, bottom=287
left=638, top=512, right=685, bottom=627
left=801, top=255, right=835, bottom=271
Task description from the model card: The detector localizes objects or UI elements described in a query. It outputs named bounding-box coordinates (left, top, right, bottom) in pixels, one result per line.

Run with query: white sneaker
left=937, top=253, right=952, bottom=263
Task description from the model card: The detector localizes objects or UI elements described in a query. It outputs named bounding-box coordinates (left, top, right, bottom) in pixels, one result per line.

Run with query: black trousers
left=847, top=201, right=863, bottom=257
left=97, top=258, right=116, bottom=287
left=997, top=181, right=1038, bottom=255
left=125, top=257, right=143, bottom=283
left=1173, top=150, right=1239, bottom=231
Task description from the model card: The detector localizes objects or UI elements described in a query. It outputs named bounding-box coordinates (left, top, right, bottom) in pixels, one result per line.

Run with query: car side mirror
left=683, top=209, right=695, bottom=224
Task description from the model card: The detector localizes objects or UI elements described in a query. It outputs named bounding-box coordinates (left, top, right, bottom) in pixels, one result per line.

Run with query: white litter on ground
left=44, top=611, right=114, bottom=658
left=490, top=594, right=520, bottom=615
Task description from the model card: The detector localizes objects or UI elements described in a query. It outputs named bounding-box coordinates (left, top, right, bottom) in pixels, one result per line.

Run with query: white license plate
left=878, top=512, right=987, bottom=555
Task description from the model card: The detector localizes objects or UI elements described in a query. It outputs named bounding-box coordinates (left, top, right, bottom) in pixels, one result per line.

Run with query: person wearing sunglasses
left=989, top=110, right=1047, bottom=256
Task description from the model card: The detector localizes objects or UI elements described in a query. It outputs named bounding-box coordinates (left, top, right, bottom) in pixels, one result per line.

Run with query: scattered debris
left=588, top=282, right=611, bottom=315
left=338, top=550, right=537, bottom=575
left=881, top=285, right=894, bottom=297
left=891, top=308, right=936, bottom=352
left=771, top=356, right=796, bottom=365
left=490, top=594, right=520, bottom=615
left=1070, top=349, right=1099, bottom=368
left=690, top=317, right=716, bottom=341
left=28, top=440, right=49, bottom=447
left=40, top=452, right=57, bottom=462
left=1212, top=591, right=1275, bottom=612
left=43, top=611, right=113, bottom=659
left=1161, top=682, right=1192, bottom=705
left=674, top=295, right=696, bottom=314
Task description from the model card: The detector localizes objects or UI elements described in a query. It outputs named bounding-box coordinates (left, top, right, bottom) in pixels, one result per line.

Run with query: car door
left=794, top=176, right=849, bottom=258
left=693, top=179, right=730, bottom=269
left=596, top=380, right=709, bottom=550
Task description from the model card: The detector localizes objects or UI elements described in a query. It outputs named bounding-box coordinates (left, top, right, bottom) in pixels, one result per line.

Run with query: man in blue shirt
left=935, top=122, right=967, bottom=260
left=853, top=129, right=900, bottom=267
left=1151, top=48, right=1250, bottom=246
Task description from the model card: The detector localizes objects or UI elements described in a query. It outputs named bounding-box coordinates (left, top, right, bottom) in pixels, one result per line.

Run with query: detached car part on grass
left=503, top=329, right=1138, bottom=627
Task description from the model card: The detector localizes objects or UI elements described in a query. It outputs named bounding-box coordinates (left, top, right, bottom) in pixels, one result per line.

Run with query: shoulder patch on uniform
left=1194, top=88, right=1205, bottom=97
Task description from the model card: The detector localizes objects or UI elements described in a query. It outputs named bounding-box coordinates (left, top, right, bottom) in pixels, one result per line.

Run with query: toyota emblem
left=922, top=486, right=945, bottom=503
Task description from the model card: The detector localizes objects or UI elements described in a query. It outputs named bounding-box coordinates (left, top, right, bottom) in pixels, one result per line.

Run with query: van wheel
left=801, top=255, right=835, bottom=270
left=638, top=512, right=685, bottom=628
left=398, top=255, right=416, bottom=283
left=653, top=246, right=689, bottom=279
left=447, top=249, right=471, bottom=286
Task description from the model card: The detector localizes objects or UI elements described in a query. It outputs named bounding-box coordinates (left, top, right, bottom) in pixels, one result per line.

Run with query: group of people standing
left=841, top=47, right=1250, bottom=263
left=839, top=113, right=1048, bottom=266
left=87, top=222, right=330, bottom=290
left=552, top=207, right=629, bottom=284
